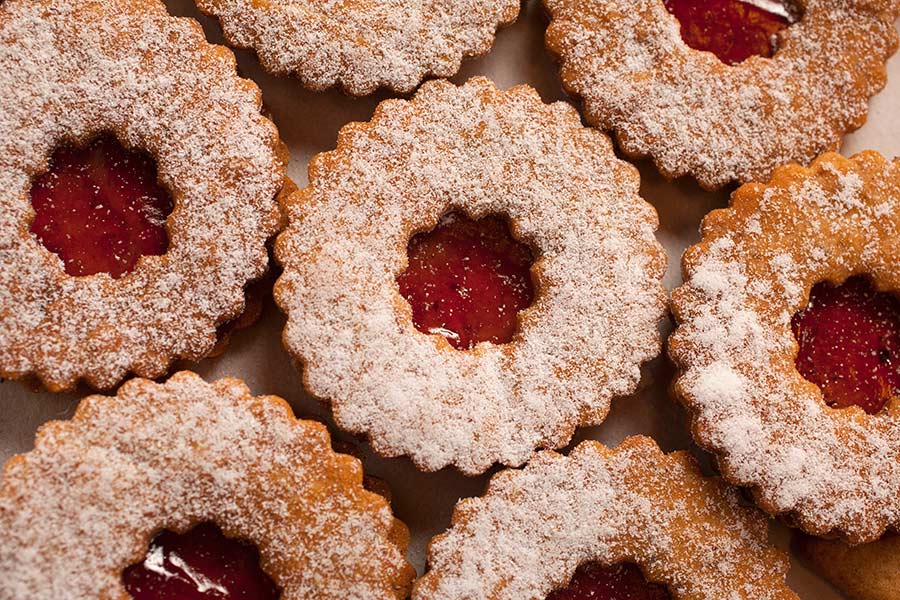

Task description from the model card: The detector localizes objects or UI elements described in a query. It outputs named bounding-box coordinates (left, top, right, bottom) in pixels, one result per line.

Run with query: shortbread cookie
left=274, top=77, right=667, bottom=474
left=543, top=0, right=900, bottom=189
left=670, top=151, right=900, bottom=542
left=0, top=371, right=414, bottom=600
left=794, top=533, right=900, bottom=600
left=414, top=436, right=797, bottom=599
left=0, top=0, right=289, bottom=391
left=194, top=0, right=520, bottom=95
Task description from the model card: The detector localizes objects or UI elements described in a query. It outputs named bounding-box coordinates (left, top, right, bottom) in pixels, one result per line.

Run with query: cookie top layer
left=671, top=151, right=900, bottom=542
left=414, top=436, right=797, bottom=600
left=195, top=0, right=520, bottom=95
left=0, top=371, right=415, bottom=600
left=544, top=0, right=900, bottom=189
left=0, top=0, right=286, bottom=391
left=275, top=77, right=667, bottom=474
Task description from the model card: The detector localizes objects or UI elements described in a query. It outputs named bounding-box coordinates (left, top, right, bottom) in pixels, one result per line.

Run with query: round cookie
left=670, top=151, right=900, bottom=542
left=274, top=77, right=667, bottom=474
left=414, top=436, right=798, bottom=599
left=0, top=371, right=415, bottom=599
left=0, top=0, right=289, bottom=391
left=543, top=0, right=900, bottom=189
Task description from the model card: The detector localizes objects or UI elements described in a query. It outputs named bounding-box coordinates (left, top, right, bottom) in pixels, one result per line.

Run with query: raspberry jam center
left=792, top=276, right=900, bottom=415
left=546, top=562, right=672, bottom=600
left=30, top=134, right=174, bottom=278
left=123, top=522, right=280, bottom=600
left=397, top=213, right=536, bottom=350
left=663, top=0, right=796, bottom=65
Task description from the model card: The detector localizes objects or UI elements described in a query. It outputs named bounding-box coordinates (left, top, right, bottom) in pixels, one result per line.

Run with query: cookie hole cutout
left=663, top=0, right=801, bottom=65
left=396, top=212, right=536, bottom=350
left=792, top=276, right=900, bottom=415
left=122, top=522, right=280, bottom=600
left=546, top=562, right=672, bottom=600
left=29, top=134, right=174, bottom=279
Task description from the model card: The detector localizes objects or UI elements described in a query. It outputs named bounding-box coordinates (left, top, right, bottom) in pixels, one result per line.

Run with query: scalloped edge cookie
left=274, top=77, right=667, bottom=474
left=413, top=436, right=798, bottom=600
left=0, top=371, right=415, bottom=599
left=670, top=151, right=900, bottom=542
left=543, top=0, right=900, bottom=189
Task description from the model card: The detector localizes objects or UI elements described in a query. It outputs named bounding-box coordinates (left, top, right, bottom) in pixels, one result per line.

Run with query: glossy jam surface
left=663, top=0, right=795, bottom=65
left=397, top=213, right=535, bottom=350
left=30, top=135, right=174, bottom=278
left=123, top=522, right=280, bottom=600
left=792, top=277, right=900, bottom=415
left=546, top=563, right=672, bottom=600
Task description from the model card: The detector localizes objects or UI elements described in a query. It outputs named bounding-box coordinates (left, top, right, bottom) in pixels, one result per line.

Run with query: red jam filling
left=792, top=276, right=900, bottom=415
left=546, top=562, right=672, bottom=600
left=122, top=522, right=280, bottom=600
left=396, top=213, right=536, bottom=350
left=663, top=0, right=796, bottom=65
left=30, top=134, right=174, bottom=278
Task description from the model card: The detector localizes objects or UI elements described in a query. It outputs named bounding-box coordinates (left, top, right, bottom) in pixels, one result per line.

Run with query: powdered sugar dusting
left=0, top=0, right=285, bottom=391
left=670, top=152, right=900, bottom=542
left=274, top=77, right=668, bottom=475
left=195, top=0, right=520, bottom=95
left=0, top=371, right=414, bottom=599
left=543, top=0, right=900, bottom=189
left=413, top=437, right=797, bottom=599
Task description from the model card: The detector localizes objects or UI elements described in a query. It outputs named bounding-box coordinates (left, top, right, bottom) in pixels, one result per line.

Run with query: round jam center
left=396, top=213, right=536, bottom=350
left=663, top=0, right=795, bottom=65
left=546, top=562, right=672, bottom=600
left=123, top=522, right=280, bottom=600
left=30, top=134, right=174, bottom=278
left=792, top=276, right=900, bottom=415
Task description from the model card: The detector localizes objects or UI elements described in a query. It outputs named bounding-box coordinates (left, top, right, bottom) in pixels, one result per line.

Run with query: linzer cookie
left=193, top=0, right=520, bottom=95
left=543, top=0, right=900, bottom=189
left=413, top=436, right=798, bottom=600
left=0, top=371, right=415, bottom=600
left=0, top=0, right=289, bottom=391
left=274, top=77, right=667, bottom=475
left=669, top=151, right=900, bottom=542
left=794, top=533, right=900, bottom=600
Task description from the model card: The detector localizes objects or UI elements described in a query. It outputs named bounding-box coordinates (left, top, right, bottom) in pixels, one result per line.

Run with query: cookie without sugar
left=794, top=533, right=900, bottom=600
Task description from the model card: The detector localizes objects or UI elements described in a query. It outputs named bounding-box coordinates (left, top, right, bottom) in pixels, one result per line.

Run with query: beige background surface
left=2, top=2, right=899, bottom=597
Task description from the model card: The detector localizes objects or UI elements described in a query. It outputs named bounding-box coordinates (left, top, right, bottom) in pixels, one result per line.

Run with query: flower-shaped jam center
left=663, top=0, right=796, bottom=65
left=123, top=522, right=280, bottom=599
left=792, top=276, right=900, bottom=415
left=546, top=562, right=672, bottom=600
left=397, top=213, right=536, bottom=350
left=30, top=134, right=174, bottom=278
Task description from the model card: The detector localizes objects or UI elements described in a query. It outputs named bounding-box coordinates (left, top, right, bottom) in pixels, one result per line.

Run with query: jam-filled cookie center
left=546, top=562, right=672, bottom=600
left=397, top=212, right=536, bottom=350
left=792, top=276, right=900, bottom=415
left=663, top=0, right=797, bottom=65
left=123, top=522, right=280, bottom=599
left=30, top=134, right=174, bottom=278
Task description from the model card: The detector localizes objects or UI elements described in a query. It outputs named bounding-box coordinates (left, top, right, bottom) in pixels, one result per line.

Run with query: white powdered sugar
left=543, top=0, right=900, bottom=189
left=0, top=0, right=285, bottom=391
left=0, top=371, right=413, bottom=600
left=275, top=77, right=668, bottom=475
left=194, top=0, right=520, bottom=95
left=670, top=152, right=900, bottom=542
left=413, top=437, right=798, bottom=599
